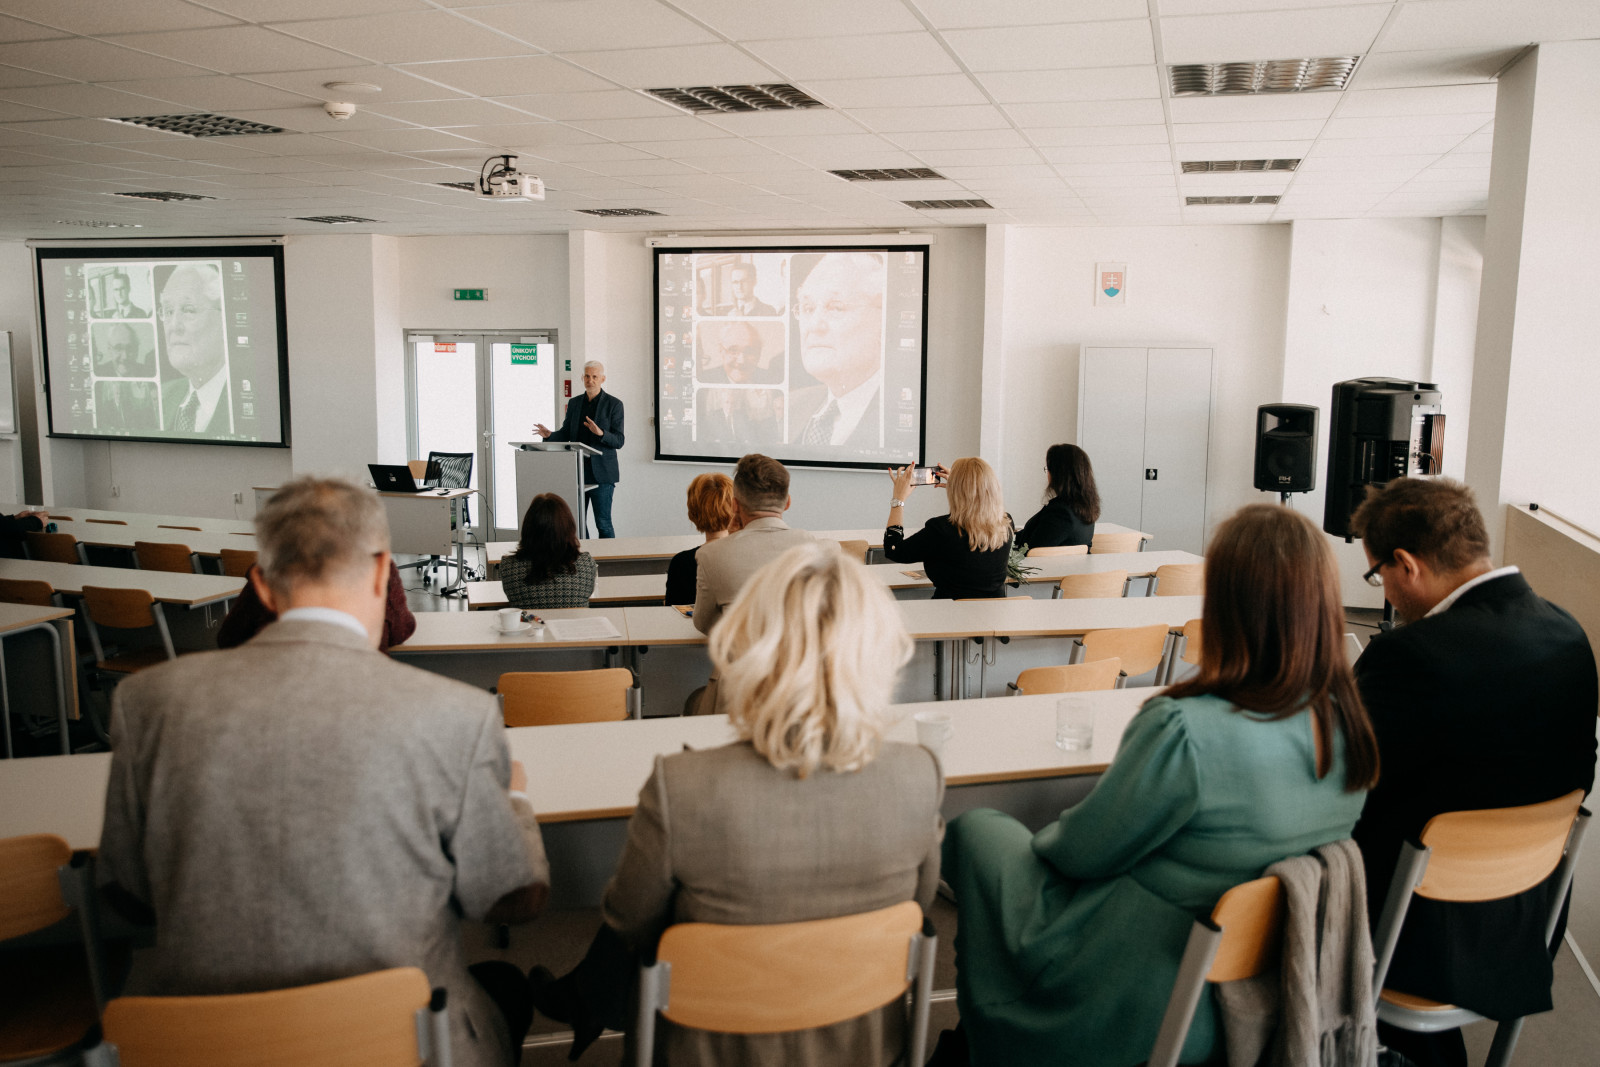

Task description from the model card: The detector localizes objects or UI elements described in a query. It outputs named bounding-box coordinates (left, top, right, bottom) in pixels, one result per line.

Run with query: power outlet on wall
left=111, top=486, right=121, bottom=497
left=233, top=492, right=243, bottom=504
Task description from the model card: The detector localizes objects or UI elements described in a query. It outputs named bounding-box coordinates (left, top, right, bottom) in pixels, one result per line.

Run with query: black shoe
left=528, top=966, right=603, bottom=1061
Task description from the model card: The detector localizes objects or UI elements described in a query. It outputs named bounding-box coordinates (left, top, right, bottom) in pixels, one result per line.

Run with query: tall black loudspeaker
left=1322, top=378, right=1444, bottom=538
left=1253, top=404, right=1319, bottom=494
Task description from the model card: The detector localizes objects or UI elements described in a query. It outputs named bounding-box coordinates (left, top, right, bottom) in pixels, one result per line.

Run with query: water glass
left=1055, top=696, right=1096, bottom=752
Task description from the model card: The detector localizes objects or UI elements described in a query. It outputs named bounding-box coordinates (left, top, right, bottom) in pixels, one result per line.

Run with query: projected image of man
left=723, top=261, right=777, bottom=317
left=104, top=270, right=149, bottom=319
left=158, top=263, right=232, bottom=435
left=789, top=252, right=885, bottom=450
left=96, top=322, right=153, bottom=379
left=700, top=321, right=780, bottom=385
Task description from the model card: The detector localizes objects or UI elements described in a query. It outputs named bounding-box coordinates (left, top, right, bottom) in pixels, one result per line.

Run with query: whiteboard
left=0, top=332, right=15, bottom=435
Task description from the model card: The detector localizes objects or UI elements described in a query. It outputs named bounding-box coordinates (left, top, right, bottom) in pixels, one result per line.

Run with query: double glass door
left=406, top=330, right=559, bottom=540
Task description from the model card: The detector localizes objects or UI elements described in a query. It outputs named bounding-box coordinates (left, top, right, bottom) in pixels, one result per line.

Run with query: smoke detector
left=323, top=101, right=357, bottom=120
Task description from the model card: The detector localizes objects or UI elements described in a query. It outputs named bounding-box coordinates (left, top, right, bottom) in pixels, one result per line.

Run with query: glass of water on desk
left=1055, top=696, right=1095, bottom=752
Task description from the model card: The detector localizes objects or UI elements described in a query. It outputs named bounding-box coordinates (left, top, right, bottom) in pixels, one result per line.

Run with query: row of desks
left=0, top=559, right=245, bottom=607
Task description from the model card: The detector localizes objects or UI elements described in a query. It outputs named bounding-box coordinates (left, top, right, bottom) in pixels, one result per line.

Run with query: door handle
left=1145, top=468, right=1158, bottom=480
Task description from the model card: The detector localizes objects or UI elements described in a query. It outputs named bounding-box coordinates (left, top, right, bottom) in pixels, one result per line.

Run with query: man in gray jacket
left=98, top=477, right=549, bottom=1067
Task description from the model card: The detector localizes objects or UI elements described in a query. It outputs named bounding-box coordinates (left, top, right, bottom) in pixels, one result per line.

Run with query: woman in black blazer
left=1015, top=443, right=1100, bottom=552
left=884, top=457, right=1012, bottom=599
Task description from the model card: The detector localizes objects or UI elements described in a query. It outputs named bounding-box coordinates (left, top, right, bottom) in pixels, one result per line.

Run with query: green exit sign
left=453, top=288, right=485, bottom=301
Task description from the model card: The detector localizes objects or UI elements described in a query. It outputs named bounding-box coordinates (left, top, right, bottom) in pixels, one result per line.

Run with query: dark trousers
left=586, top=482, right=616, bottom=538
left=470, top=960, right=534, bottom=1064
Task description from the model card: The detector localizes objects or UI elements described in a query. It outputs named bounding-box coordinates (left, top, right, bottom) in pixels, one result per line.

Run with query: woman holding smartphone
left=884, top=457, right=1012, bottom=599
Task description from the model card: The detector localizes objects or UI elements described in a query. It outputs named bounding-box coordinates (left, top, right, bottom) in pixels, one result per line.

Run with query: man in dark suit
left=721, top=262, right=777, bottom=316
left=158, top=263, right=231, bottom=435
left=535, top=360, right=624, bottom=537
left=787, top=252, right=885, bottom=451
left=104, top=270, right=149, bottom=319
left=1350, top=477, right=1597, bottom=1067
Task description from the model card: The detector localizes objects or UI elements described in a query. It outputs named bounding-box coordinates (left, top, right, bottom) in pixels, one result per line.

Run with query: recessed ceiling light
left=52, top=219, right=144, bottom=228
left=1169, top=57, right=1359, bottom=96
left=111, top=191, right=217, bottom=202
left=322, top=81, right=382, bottom=94
left=1185, top=195, right=1281, bottom=205
left=106, top=113, right=286, bottom=137
left=1181, top=159, right=1300, bottom=173
left=576, top=208, right=664, bottom=217
left=830, top=168, right=946, bottom=182
left=296, top=215, right=377, bottom=224
left=902, top=199, right=993, bottom=210
left=645, top=84, right=825, bottom=114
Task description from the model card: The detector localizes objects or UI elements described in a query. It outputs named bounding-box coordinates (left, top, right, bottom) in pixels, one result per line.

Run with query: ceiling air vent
left=902, top=198, right=993, bottom=210
left=576, top=208, right=664, bottom=217
left=111, top=191, right=217, bottom=202
left=53, top=219, right=144, bottom=228
left=295, top=215, right=378, bottom=224
left=645, top=84, right=825, bottom=114
left=107, top=113, right=286, bottom=137
left=1169, top=57, right=1359, bottom=96
left=437, top=181, right=478, bottom=191
left=1185, top=195, right=1281, bottom=206
left=830, top=168, right=946, bottom=182
left=1181, top=159, right=1300, bottom=173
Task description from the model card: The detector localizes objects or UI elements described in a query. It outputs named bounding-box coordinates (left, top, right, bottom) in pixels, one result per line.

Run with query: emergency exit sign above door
left=453, top=288, right=485, bottom=301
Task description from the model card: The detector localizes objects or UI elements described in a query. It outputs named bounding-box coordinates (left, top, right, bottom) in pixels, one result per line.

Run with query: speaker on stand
left=1253, top=404, right=1319, bottom=505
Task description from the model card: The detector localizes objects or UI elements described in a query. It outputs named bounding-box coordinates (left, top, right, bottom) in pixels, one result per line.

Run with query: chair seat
left=97, top=648, right=175, bottom=674
left=0, top=944, right=97, bottom=1059
left=1380, top=988, right=1457, bottom=1012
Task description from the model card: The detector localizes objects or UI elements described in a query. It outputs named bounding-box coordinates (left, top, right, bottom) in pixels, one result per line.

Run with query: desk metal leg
left=440, top=496, right=469, bottom=597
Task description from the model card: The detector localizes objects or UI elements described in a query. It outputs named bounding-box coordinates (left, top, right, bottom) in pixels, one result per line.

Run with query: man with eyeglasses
left=700, top=320, right=778, bottom=384
left=788, top=252, right=886, bottom=450
left=1349, top=476, right=1596, bottom=1067
left=157, top=262, right=231, bottom=435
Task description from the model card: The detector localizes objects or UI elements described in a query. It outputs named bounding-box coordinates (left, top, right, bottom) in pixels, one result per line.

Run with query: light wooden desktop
left=0, top=559, right=245, bottom=607
left=5, top=505, right=255, bottom=535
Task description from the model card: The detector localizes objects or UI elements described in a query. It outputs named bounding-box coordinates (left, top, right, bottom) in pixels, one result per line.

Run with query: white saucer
left=495, top=621, right=532, bottom=635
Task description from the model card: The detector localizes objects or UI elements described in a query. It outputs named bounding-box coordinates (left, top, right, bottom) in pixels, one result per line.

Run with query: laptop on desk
left=368, top=463, right=437, bottom=493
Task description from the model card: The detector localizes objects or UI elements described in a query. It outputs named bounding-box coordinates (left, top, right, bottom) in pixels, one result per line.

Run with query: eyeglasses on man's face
left=1363, top=558, right=1391, bottom=587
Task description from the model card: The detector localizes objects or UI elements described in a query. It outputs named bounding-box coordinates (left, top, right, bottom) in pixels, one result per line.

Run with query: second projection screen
left=654, top=245, right=928, bottom=470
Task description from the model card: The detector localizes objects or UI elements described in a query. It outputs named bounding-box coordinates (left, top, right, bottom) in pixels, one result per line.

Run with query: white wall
left=398, top=234, right=570, bottom=337
left=0, top=242, right=36, bottom=504
left=989, top=224, right=1292, bottom=547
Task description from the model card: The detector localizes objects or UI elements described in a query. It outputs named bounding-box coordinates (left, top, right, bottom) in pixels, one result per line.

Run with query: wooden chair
left=134, top=540, right=198, bottom=574
left=0, top=834, right=109, bottom=1063
left=835, top=539, right=868, bottom=564
left=1152, top=563, right=1203, bottom=596
left=1147, top=876, right=1284, bottom=1067
left=1025, top=544, right=1088, bottom=558
left=497, top=668, right=638, bottom=726
left=634, top=900, right=936, bottom=1067
left=1370, top=791, right=1590, bottom=1067
left=1007, top=657, right=1123, bottom=694
left=89, top=967, right=450, bottom=1067
left=85, top=518, right=127, bottom=525
left=0, top=577, right=58, bottom=607
left=24, top=530, right=86, bottom=565
left=1160, top=619, right=1203, bottom=684
left=219, top=548, right=258, bottom=578
left=1090, top=531, right=1146, bottom=554
left=1073, top=623, right=1172, bottom=683
left=1053, top=569, right=1129, bottom=599
left=80, top=586, right=178, bottom=678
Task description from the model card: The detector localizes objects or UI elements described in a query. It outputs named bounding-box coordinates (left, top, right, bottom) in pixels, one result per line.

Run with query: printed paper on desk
left=546, top=617, right=622, bottom=641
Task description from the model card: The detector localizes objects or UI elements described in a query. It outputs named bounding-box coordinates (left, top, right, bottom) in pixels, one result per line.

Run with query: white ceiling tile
left=672, top=0, right=922, bottom=40
left=559, top=44, right=778, bottom=88
left=804, top=75, right=989, bottom=109
left=439, top=123, right=602, bottom=146
left=1024, top=124, right=1169, bottom=147
left=1054, top=160, right=1173, bottom=177
left=1, top=0, right=243, bottom=34
left=888, top=128, right=1029, bottom=150
left=491, top=90, right=680, bottom=121
left=1348, top=47, right=1520, bottom=90
left=399, top=56, right=615, bottom=97
left=589, top=157, right=707, bottom=176
left=270, top=12, right=532, bottom=65
left=205, top=0, right=433, bottom=19
left=1161, top=0, right=1392, bottom=12
left=1172, top=119, right=1327, bottom=142
left=0, top=14, right=69, bottom=42
left=246, top=65, right=468, bottom=103
left=322, top=128, right=482, bottom=151
left=222, top=107, right=412, bottom=134
left=0, top=38, right=214, bottom=82
left=912, top=0, right=1148, bottom=29
left=1040, top=143, right=1174, bottom=164
left=1427, top=152, right=1490, bottom=169
left=99, top=76, right=318, bottom=112
left=701, top=110, right=865, bottom=137
left=462, top=0, right=718, bottom=52
left=1159, top=5, right=1390, bottom=64
left=911, top=146, right=1044, bottom=166
left=1294, top=154, right=1431, bottom=176
left=0, top=63, right=68, bottom=89
left=1336, top=83, right=1499, bottom=117
left=0, top=99, right=69, bottom=122
left=0, top=82, right=189, bottom=119
left=625, top=137, right=773, bottom=158
left=1380, top=0, right=1600, bottom=53
left=1003, top=99, right=1166, bottom=127
left=944, top=21, right=1155, bottom=72
left=743, top=33, right=959, bottom=81
left=841, top=105, right=1009, bottom=132
left=934, top=163, right=1058, bottom=179
left=107, top=26, right=365, bottom=75
left=1179, top=171, right=1291, bottom=192
left=1168, top=93, right=1339, bottom=123
left=1174, top=140, right=1312, bottom=160
left=1322, top=113, right=1489, bottom=140
left=977, top=66, right=1161, bottom=103
left=1312, top=135, right=1463, bottom=156
left=753, top=131, right=908, bottom=157
left=566, top=116, right=731, bottom=142
left=366, top=98, right=529, bottom=127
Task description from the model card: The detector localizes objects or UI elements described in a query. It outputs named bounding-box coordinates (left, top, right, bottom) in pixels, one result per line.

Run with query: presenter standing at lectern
left=534, top=361, right=624, bottom=538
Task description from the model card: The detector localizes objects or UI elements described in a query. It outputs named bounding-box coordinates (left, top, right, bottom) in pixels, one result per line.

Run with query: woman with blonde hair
left=664, top=472, right=740, bottom=606
left=884, top=456, right=1012, bottom=599
left=531, top=541, right=945, bottom=1064
left=931, top=503, right=1379, bottom=1067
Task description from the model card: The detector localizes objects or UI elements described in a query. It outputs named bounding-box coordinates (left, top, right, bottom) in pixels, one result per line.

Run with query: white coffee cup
left=914, top=710, right=955, bottom=764
left=497, top=608, right=523, bottom=632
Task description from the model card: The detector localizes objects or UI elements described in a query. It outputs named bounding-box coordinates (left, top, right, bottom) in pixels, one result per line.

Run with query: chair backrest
left=99, top=967, right=444, bottom=1067
left=134, top=541, right=196, bottom=574
left=25, top=530, right=82, bottom=565
left=81, top=585, right=159, bottom=630
left=1153, top=563, right=1204, bottom=597
left=157, top=525, right=202, bottom=532
left=1056, top=570, right=1129, bottom=599
left=0, top=833, right=72, bottom=941
left=1026, top=544, right=1088, bottom=557
left=498, top=668, right=633, bottom=727
left=427, top=451, right=473, bottom=489
left=835, top=539, right=868, bottom=563
left=1146, top=876, right=1284, bottom=1067
left=219, top=548, right=259, bottom=579
left=1178, top=618, right=1203, bottom=666
left=1090, top=531, right=1145, bottom=554
left=1078, top=623, right=1171, bottom=677
left=0, top=576, right=56, bottom=607
left=407, top=459, right=429, bottom=481
left=1415, top=790, right=1586, bottom=902
left=1014, top=658, right=1122, bottom=694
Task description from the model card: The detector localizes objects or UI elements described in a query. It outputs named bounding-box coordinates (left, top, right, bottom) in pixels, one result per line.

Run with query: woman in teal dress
left=940, top=503, right=1381, bottom=1067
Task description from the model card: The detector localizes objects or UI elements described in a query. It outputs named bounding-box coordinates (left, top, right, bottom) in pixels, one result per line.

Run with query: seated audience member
left=693, top=453, right=813, bottom=633
left=1349, top=478, right=1598, bottom=1067
left=217, top=558, right=414, bottom=651
left=500, top=493, right=597, bottom=609
left=884, top=457, right=1011, bottom=599
left=530, top=541, right=943, bottom=1064
left=665, top=472, right=740, bottom=607
left=935, top=504, right=1378, bottom=1067
left=1015, top=443, right=1099, bottom=552
left=96, top=477, right=550, bottom=1067
left=0, top=507, right=48, bottom=559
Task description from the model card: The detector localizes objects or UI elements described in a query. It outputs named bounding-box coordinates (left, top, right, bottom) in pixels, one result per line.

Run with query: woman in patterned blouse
left=500, top=493, right=597, bottom=609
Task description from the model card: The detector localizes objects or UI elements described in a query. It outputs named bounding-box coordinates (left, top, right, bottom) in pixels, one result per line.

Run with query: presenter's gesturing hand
left=583, top=416, right=602, bottom=436
left=534, top=423, right=552, bottom=438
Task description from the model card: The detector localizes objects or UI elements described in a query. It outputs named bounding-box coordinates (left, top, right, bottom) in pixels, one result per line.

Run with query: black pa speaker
left=1254, top=404, right=1319, bottom=493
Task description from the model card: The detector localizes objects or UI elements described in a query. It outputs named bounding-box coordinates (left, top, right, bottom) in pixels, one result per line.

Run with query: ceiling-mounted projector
left=477, top=153, right=545, bottom=201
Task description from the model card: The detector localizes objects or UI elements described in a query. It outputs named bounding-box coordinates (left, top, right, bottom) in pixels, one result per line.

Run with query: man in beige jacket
left=97, top=477, right=549, bottom=1067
